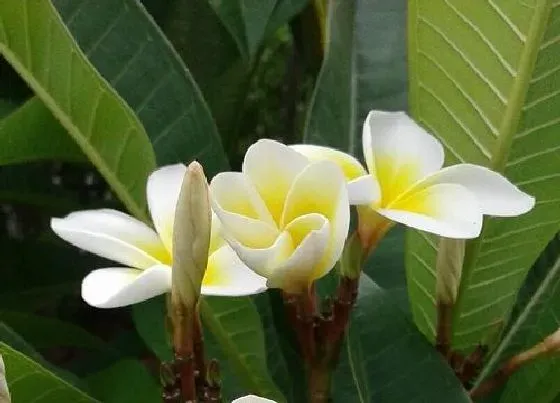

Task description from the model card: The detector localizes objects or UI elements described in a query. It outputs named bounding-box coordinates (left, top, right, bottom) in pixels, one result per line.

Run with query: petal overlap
left=52, top=164, right=269, bottom=308
left=210, top=141, right=350, bottom=292
left=290, top=110, right=535, bottom=240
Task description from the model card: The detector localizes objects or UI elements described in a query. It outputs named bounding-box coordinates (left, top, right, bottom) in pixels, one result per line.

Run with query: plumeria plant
left=1, top=1, right=560, bottom=403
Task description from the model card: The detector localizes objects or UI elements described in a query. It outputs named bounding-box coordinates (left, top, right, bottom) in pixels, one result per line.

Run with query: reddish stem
left=171, top=302, right=196, bottom=402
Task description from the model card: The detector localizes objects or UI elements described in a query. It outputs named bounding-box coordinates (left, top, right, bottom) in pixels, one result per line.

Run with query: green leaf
left=0, top=311, right=107, bottom=352
left=364, top=226, right=406, bottom=290
left=0, top=97, right=84, bottom=166
left=0, top=342, right=98, bottom=402
left=471, top=235, right=560, bottom=403
left=160, top=0, right=247, bottom=137
left=253, top=293, right=297, bottom=401
left=303, top=0, right=407, bottom=154
left=266, top=0, right=310, bottom=38
left=406, top=0, right=560, bottom=351
left=132, top=295, right=285, bottom=401
left=200, top=296, right=286, bottom=403
left=333, top=275, right=470, bottom=402
left=86, top=360, right=159, bottom=403
left=131, top=296, right=172, bottom=362
left=0, top=235, right=102, bottom=311
left=52, top=0, right=229, bottom=176
left=0, top=323, right=42, bottom=363
left=0, top=0, right=157, bottom=221
left=209, top=0, right=277, bottom=61
left=0, top=165, right=84, bottom=213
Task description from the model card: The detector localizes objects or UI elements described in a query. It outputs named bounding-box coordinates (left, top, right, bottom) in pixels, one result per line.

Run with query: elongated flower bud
left=0, top=354, right=10, bottom=403
left=172, top=161, right=212, bottom=309
left=435, top=238, right=465, bottom=305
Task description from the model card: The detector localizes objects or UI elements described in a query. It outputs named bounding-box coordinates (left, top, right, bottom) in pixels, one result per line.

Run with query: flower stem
left=436, top=302, right=453, bottom=358
left=168, top=294, right=196, bottom=402
left=308, top=362, right=331, bottom=403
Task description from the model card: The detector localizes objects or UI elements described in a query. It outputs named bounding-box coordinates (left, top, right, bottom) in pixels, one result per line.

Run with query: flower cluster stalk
left=283, top=232, right=364, bottom=403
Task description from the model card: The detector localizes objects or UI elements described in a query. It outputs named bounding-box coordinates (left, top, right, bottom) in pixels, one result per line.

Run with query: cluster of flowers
left=51, top=110, right=534, bottom=308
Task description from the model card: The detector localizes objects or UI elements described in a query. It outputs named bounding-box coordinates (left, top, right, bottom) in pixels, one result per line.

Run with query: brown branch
left=193, top=312, right=207, bottom=399
left=470, top=336, right=556, bottom=399
left=170, top=299, right=196, bottom=402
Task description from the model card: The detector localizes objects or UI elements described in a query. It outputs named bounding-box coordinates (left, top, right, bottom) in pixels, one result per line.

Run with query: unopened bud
left=0, top=354, right=10, bottom=403
left=172, top=161, right=211, bottom=309
left=435, top=238, right=465, bottom=305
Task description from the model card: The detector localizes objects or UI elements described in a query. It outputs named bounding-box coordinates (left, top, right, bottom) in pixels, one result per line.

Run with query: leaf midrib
left=452, top=0, right=553, bottom=333
left=474, top=254, right=560, bottom=386
left=0, top=1, right=149, bottom=221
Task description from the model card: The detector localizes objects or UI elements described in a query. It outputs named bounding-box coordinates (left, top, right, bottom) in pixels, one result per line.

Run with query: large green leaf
left=0, top=342, right=98, bottom=402
left=406, top=0, right=560, bottom=351
left=0, top=235, right=101, bottom=311
left=0, top=0, right=156, bottom=220
left=52, top=0, right=229, bottom=176
left=254, top=293, right=297, bottom=402
left=132, top=295, right=285, bottom=402
left=303, top=0, right=407, bottom=154
left=209, top=0, right=306, bottom=62
left=0, top=97, right=84, bottom=165
left=209, top=0, right=277, bottom=61
left=131, top=296, right=172, bottom=362
left=86, top=360, right=159, bottom=403
left=200, top=296, right=286, bottom=402
left=471, top=235, right=560, bottom=403
left=160, top=0, right=247, bottom=138
left=332, top=275, right=470, bottom=402
left=0, top=311, right=107, bottom=352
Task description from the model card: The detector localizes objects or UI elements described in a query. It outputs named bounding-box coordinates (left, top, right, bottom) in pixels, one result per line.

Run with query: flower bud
left=171, top=161, right=211, bottom=309
left=435, top=238, right=465, bottom=305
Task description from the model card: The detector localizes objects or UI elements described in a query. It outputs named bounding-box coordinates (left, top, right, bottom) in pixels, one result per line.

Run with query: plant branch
left=470, top=329, right=560, bottom=399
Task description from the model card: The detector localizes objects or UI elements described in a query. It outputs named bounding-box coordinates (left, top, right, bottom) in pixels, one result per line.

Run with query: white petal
left=281, top=161, right=350, bottom=279
left=232, top=396, right=276, bottom=403
left=362, top=110, right=445, bottom=205
left=209, top=212, right=226, bottom=255
left=243, top=139, right=309, bottom=223
left=270, top=213, right=331, bottom=291
left=378, top=183, right=483, bottom=238
left=421, top=164, right=535, bottom=217
left=51, top=209, right=169, bottom=269
left=289, top=144, right=367, bottom=180
left=201, top=245, right=267, bottom=296
left=81, top=265, right=171, bottom=308
left=224, top=232, right=294, bottom=280
left=147, top=164, right=187, bottom=252
left=290, top=144, right=378, bottom=205
left=211, top=172, right=279, bottom=248
left=347, top=175, right=381, bottom=205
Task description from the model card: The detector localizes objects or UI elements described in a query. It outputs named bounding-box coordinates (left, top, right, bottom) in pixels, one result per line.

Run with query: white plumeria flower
left=291, top=110, right=535, bottom=240
left=51, top=164, right=267, bottom=308
left=210, top=139, right=350, bottom=293
left=232, top=395, right=275, bottom=403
